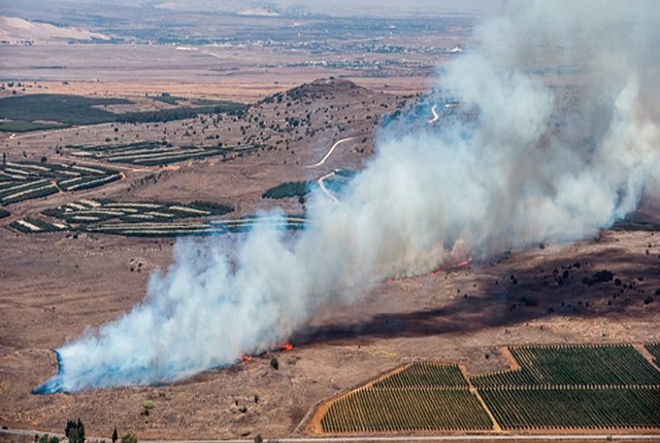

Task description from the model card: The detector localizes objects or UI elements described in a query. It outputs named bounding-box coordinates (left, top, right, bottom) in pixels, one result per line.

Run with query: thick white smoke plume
left=37, top=0, right=660, bottom=392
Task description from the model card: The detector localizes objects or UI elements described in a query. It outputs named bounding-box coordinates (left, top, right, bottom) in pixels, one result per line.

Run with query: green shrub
left=262, top=181, right=316, bottom=199
left=121, top=434, right=138, bottom=443
left=65, top=418, right=85, bottom=443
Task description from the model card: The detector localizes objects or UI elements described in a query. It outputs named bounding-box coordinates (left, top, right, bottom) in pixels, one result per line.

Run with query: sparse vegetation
left=141, top=400, right=155, bottom=416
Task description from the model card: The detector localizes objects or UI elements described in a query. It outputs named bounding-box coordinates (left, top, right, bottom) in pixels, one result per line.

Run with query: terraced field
left=67, top=141, right=256, bottom=166
left=320, top=363, right=493, bottom=433
left=10, top=198, right=306, bottom=236
left=0, top=161, right=120, bottom=206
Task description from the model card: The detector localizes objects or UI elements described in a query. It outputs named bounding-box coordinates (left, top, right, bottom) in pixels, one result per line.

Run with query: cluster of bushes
left=582, top=270, right=614, bottom=286
left=189, top=201, right=234, bottom=216
left=117, top=103, right=247, bottom=124
left=262, top=181, right=316, bottom=199
left=10, top=217, right=65, bottom=233
left=64, top=419, right=85, bottom=443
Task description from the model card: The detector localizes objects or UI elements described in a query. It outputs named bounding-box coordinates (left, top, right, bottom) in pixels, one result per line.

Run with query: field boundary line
left=634, top=343, right=660, bottom=372
left=500, top=346, right=521, bottom=371
left=460, top=364, right=502, bottom=433
left=302, top=364, right=412, bottom=434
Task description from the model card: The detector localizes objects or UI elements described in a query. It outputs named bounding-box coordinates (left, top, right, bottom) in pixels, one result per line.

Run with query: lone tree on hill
left=112, top=428, right=118, bottom=443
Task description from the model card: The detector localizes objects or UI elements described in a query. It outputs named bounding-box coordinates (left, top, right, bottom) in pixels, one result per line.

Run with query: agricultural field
left=0, top=121, right=68, bottom=133
left=66, top=141, right=256, bottom=166
left=612, top=220, right=660, bottom=232
left=66, top=141, right=236, bottom=166
left=319, top=363, right=493, bottom=433
left=471, top=344, right=660, bottom=387
left=646, top=343, right=660, bottom=366
left=315, top=345, right=660, bottom=434
left=0, top=93, right=247, bottom=128
left=10, top=198, right=306, bottom=236
left=480, top=387, right=660, bottom=429
left=473, top=345, right=660, bottom=430
left=0, top=94, right=130, bottom=125
left=372, top=362, right=469, bottom=389
left=9, top=217, right=67, bottom=234
left=0, top=161, right=120, bottom=206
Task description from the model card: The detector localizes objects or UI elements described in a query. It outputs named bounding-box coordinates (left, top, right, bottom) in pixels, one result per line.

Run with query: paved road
left=305, top=137, right=355, bottom=169
left=2, top=428, right=658, bottom=443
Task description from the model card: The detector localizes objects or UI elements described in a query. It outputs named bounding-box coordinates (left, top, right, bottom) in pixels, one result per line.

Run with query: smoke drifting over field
left=37, top=0, right=660, bottom=392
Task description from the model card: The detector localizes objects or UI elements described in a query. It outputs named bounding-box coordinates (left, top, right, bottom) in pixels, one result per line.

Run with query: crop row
left=0, top=179, right=58, bottom=205
left=480, top=387, right=660, bottom=429
left=471, top=345, right=660, bottom=387
left=82, top=217, right=305, bottom=237
left=0, top=161, right=120, bottom=206
left=372, top=363, right=469, bottom=389
left=42, top=199, right=233, bottom=225
left=321, top=388, right=492, bottom=433
left=67, top=141, right=243, bottom=166
left=9, top=217, right=67, bottom=234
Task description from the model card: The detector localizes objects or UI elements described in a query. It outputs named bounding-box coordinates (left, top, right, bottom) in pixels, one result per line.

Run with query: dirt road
left=2, top=428, right=658, bottom=443
left=305, top=137, right=355, bottom=169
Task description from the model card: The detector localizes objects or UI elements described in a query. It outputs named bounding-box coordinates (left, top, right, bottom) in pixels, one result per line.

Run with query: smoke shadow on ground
left=293, top=244, right=660, bottom=346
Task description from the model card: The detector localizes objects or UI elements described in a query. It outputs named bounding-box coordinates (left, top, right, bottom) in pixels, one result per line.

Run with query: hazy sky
left=2, top=0, right=500, bottom=17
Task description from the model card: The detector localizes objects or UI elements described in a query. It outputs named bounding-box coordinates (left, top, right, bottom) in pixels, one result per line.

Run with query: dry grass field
left=0, top=4, right=659, bottom=441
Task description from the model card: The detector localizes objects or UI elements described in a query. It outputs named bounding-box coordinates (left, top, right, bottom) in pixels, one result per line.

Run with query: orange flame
left=281, top=342, right=294, bottom=351
left=239, top=353, right=253, bottom=362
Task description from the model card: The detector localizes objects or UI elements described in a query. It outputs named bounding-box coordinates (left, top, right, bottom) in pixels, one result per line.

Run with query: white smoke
left=37, top=0, right=660, bottom=392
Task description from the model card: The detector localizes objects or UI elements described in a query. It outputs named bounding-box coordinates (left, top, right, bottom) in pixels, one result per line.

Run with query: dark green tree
left=65, top=418, right=85, bottom=443
left=112, top=428, right=118, bottom=443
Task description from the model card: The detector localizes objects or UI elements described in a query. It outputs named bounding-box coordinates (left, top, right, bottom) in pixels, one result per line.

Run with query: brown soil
left=0, top=79, right=659, bottom=440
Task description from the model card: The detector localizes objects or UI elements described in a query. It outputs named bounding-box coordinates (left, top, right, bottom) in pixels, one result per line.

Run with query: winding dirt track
left=317, top=171, right=339, bottom=203
left=428, top=105, right=440, bottom=123
left=304, top=137, right=356, bottom=169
